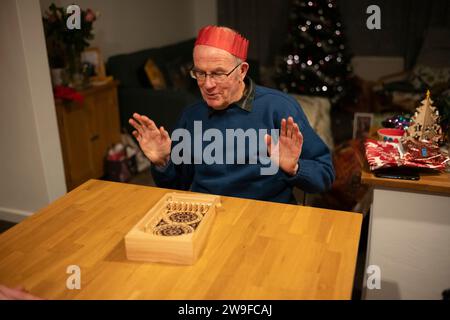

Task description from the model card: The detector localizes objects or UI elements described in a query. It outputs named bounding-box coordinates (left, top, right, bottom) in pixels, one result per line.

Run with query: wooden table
left=361, top=169, right=450, bottom=299
left=0, top=180, right=362, bottom=300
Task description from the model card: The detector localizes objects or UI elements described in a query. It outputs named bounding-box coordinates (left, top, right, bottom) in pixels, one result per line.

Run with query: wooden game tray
left=125, top=192, right=221, bottom=265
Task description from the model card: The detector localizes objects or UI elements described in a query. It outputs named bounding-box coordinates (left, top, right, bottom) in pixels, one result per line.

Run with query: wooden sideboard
left=54, top=81, right=121, bottom=191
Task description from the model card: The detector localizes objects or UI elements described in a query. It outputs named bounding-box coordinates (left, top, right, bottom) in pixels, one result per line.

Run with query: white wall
left=193, top=0, right=218, bottom=35
left=40, top=0, right=217, bottom=60
left=0, top=0, right=66, bottom=223
left=364, top=188, right=450, bottom=299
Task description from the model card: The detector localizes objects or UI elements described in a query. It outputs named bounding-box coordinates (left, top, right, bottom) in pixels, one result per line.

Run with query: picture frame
left=353, top=112, right=374, bottom=140
left=81, top=47, right=106, bottom=78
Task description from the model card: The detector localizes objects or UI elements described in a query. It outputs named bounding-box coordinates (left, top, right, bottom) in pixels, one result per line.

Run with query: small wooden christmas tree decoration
left=407, top=90, right=443, bottom=144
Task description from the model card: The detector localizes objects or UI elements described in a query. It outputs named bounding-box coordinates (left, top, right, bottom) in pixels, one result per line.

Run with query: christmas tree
left=274, top=0, right=353, bottom=104
left=407, top=90, right=443, bottom=144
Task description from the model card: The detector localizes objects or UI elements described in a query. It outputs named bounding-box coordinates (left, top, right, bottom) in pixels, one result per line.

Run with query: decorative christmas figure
left=407, top=90, right=443, bottom=144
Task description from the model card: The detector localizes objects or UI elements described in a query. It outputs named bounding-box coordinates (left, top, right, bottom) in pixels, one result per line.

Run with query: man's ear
left=240, top=62, right=249, bottom=80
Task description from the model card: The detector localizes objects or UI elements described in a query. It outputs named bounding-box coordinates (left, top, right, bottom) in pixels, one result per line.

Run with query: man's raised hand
left=265, top=116, right=303, bottom=176
left=129, top=113, right=171, bottom=167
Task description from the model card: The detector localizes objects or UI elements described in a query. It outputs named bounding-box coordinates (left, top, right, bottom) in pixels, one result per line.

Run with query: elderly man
left=129, top=25, right=334, bottom=204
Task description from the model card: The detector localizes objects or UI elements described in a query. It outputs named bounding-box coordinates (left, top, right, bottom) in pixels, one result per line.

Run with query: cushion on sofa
left=164, top=56, right=196, bottom=92
left=144, top=58, right=167, bottom=90
left=290, top=94, right=334, bottom=150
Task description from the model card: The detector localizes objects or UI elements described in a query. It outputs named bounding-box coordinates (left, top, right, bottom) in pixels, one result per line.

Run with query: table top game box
left=125, top=192, right=221, bottom=265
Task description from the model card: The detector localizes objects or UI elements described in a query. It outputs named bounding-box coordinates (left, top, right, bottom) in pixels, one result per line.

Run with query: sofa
left=107, top=38, right=198, bottom=133
left=106, top=38, right=260, bottom=134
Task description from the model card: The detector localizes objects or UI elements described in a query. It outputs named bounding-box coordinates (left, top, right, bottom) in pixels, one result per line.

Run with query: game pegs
left=200, top=204, right=206, bottom=213
left=165, top=199, right=214, bottom=214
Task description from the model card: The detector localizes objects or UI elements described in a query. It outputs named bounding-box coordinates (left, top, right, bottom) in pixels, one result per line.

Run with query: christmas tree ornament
left=407, top=90, right=443, bottom=144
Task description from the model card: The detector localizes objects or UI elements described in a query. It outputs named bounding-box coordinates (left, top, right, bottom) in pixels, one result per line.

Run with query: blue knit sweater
left=151, top=84, right=335, bottom=204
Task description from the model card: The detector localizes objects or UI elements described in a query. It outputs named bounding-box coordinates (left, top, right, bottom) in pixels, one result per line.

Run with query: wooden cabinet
left=55, top=81, right=121, bottom=191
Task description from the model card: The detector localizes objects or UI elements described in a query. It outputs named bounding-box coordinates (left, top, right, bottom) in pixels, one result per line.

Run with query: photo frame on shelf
left=81, top=47, right=106, bottom=78
left=353, top=112, right=374, bottom=140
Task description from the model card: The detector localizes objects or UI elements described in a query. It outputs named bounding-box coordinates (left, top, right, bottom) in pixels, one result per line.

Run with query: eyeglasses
left=190, top=63, right=242, bottom=83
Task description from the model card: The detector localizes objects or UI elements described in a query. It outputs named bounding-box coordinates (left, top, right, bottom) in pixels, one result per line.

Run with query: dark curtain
left=339, top=0, right=450, bottom=69
left=218, top=0, right=450, bottom=69
left=217, top=0, right=290, bottom=65
left=404, top=0, right=450, bottom=68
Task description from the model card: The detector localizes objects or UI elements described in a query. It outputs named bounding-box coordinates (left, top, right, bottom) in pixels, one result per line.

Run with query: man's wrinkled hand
left=129, top=113, right=171, bottom=167
left=265, top=116, right=303, bottom=176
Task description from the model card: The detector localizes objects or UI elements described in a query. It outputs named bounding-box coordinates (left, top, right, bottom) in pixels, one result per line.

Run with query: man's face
left=193, top=45, right=247, bottom=110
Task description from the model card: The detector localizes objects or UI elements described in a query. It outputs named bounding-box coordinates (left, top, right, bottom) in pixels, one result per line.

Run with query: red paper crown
left=195, top=25, right=249, bottom=61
